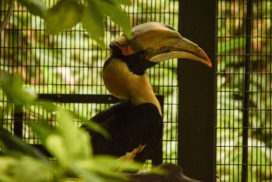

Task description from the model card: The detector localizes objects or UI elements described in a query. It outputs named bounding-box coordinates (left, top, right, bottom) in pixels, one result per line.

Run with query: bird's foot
left=120, top=144, right=146, bottom=161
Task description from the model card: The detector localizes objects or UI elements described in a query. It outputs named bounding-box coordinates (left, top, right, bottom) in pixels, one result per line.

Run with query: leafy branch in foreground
left=17, top=0, right=132, bottom=47
left=0, top=72, right=142, bottom=182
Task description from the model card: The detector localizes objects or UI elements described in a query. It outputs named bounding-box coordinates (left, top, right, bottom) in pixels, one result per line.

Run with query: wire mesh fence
left=0, top=0, right=179, bottom=164
left=2, top=0, right=271, bottom=180
left=216, top=0, right=272, bottom=181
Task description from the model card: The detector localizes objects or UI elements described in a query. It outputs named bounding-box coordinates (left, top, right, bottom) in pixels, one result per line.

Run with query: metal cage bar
left=242, top=0, right=253, bottom=181
left=178, top=0, right=216, bottom=181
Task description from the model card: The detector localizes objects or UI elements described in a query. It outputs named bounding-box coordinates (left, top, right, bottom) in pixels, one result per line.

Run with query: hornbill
left=84, top=22, right=212, bottom=162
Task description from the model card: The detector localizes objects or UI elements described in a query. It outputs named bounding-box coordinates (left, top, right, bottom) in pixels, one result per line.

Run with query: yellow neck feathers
left=103, top=58, right=162, bottom=115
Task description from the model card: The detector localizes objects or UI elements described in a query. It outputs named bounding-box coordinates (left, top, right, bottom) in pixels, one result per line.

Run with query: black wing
left=83, top=101, right=163, bottom=162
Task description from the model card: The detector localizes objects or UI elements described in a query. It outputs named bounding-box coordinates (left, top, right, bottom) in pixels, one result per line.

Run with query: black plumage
left=84, top=101, right=163, bottom=162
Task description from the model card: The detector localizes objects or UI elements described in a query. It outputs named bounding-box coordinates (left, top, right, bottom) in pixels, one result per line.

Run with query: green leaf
left=0, top=127, right=48, bottom=163
left=18, top=0, right=48, bottom=18
left=56, top=108, right=93, bottom=160
left=1, top=156, right=54, bottom=182
left=0, top=72, right=37, bottom=105
left=74, top=113, right=110, bottom=139
left=0, top=175, right=14, bottom=182
left=45, top=0, right=83, bottom=34
left=0, top=156, right=17, bottom=182
left=75, top=159, right=127, bottom=181
left=81, top=4, right=105, bottom=47
left=93, top=155, right=142, bottom=172
left=108, top=0, right=132, bottom=6
left=70, top=163, right=103, bottom=182
left=94, top=0, right=131, bottom=38
left=46, top=134, right=69, bottom=165
left=14, top=156, right=53, bottom=182
left=34, top=99, right=57, bottom=112
left=28, top=122, right=57, bottom=144
left=149, top=165, right=167, bottom=175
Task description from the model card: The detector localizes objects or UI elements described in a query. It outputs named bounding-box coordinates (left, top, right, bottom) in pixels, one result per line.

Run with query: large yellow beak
left=111, top=22, right=212, bottom=68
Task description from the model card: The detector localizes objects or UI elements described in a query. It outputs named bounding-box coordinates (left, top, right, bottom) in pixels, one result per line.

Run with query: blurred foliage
left=0, top=72, right=143, bottom=182
left=0, top=0, right=158, bottom=181
left=16, top=0, right=132, bottom=47
left=0, top=0, right=179, bottom=181
left=0, top=0, right=179, bottom=165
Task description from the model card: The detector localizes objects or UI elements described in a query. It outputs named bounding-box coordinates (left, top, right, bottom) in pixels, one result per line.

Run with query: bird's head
left=103, top=22, right=211, bottom=110
left=108, top=22, right=212, bottom=75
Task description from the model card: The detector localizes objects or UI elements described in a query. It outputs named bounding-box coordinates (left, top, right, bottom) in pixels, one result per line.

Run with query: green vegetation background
left=217, top=1, right=271, bottom=181
left=0, top=0, right=271, bottom=181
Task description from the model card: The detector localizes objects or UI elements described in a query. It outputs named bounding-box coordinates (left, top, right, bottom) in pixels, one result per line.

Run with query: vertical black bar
left=178, top=0, right=216, bottom=181
left=242, top=0, right=253, bottom=181
left=14, top=105, right=23, bottom=138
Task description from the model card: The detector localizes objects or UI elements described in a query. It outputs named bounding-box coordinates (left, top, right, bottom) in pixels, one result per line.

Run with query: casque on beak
left=111, top=22, right=212, bottom=68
